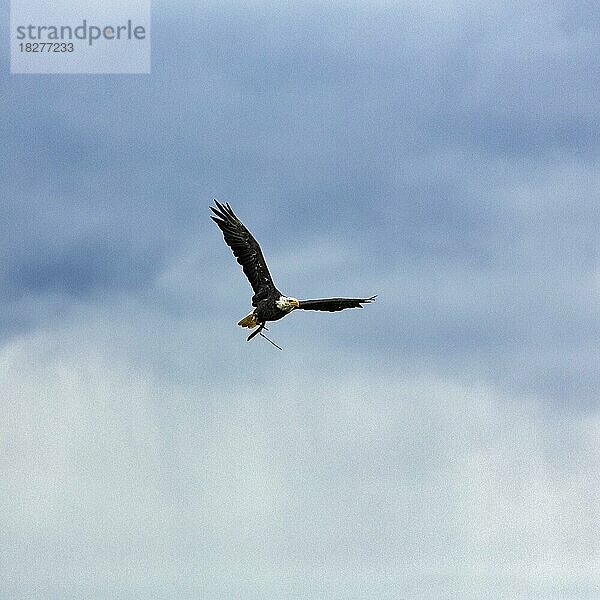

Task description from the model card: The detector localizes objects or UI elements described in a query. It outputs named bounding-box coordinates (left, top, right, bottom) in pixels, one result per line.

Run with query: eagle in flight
left=211, top=200, right=375, bottom=346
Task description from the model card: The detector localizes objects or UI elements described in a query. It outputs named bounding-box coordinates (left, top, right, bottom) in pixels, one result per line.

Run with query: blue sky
left=1, top=1, right=599, bottom=598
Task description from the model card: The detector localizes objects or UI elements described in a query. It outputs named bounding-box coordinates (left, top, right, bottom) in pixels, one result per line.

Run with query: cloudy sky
left=2, top=1, right=599, bottom=598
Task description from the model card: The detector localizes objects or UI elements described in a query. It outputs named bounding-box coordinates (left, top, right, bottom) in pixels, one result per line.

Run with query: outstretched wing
left=211, top=200, right=278, bottom=305
left=297, top=296, right=376, bottom=312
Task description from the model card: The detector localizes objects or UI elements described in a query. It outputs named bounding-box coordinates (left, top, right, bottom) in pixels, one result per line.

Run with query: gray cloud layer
left=2, top=1, right=599, bottom=597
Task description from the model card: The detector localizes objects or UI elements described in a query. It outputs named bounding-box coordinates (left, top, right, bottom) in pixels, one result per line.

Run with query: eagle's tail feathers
left=238, top=312, right=258, bottom=328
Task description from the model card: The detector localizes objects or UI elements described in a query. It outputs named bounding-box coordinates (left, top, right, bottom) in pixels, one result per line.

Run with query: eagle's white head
left=276, top=296, right=300, bottom=312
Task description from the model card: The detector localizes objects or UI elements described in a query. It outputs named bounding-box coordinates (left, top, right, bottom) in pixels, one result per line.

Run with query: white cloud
left=1, top=302, right=598, bottom=599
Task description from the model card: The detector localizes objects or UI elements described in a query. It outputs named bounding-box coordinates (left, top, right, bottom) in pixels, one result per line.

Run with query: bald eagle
left=211, top=200, right=375, bottom=346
